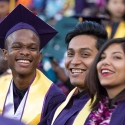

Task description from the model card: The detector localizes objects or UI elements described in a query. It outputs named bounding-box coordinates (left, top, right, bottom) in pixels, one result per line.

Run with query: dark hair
left=85, top=38, right=125, bottom=110
left=105, top=0, right=125, bottom=21
left=65, top=21, right=108, bottom=50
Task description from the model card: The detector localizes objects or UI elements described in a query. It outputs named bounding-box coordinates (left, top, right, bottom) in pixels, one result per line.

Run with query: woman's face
left=106, top=0, right=125, bottom=18
left=97, top=43, right=125, bottom=90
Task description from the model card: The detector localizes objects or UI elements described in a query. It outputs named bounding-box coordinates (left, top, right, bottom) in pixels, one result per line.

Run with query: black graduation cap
left=71, top=14, right=108, bottom=25
left=0, top=4, right=58, bottom=49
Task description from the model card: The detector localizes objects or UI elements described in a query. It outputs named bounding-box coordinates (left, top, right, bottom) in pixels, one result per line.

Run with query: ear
left=3, top=49, right=8, bottom=61
left=38, top=52, right=42, bottom=62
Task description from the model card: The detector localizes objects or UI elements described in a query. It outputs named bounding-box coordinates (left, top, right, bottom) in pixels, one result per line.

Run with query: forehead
left=68, top=35, right=97, bottom=50
left=6, top=29, right=40, bottom=44
left=104, top=43, right=123, bottom=53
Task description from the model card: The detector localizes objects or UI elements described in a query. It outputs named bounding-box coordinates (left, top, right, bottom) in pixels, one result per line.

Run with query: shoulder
left=44, top=84, right=66, bottom=107
left=47, top=84, right=66, bottom=99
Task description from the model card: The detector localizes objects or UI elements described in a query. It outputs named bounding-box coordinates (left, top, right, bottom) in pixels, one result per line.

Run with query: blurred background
left=0, top=0, right=125, bottom=95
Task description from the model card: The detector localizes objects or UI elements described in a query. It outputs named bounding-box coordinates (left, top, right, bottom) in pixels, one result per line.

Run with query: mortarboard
left=0, top=4, right=58, bottom=49
left=71, top=14, right=108, bottom=25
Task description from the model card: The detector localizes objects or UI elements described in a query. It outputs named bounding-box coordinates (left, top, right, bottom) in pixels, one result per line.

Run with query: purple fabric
left=5, top=22, right=39, bottom=40
left=13, top=83, right=65, bottom=125
left=52, top=93, right=89, bottom=125
left=41, top=83, right=54, bottom=119
left=0, top=116, right=25, bottom=125
left=38, top=84, right=66, bottom=125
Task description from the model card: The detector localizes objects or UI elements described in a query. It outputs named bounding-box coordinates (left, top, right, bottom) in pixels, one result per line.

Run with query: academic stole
left=0, top=69, right=53, bottom=125
left=106, top=21, right=125, bottom=39
left=51, top=88, right=92, bottom=125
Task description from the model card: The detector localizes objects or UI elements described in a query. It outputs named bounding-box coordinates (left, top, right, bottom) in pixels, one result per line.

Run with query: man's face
left=65, top=35, right=98, bottom=91
left=3, top=29, right=42, bottom=76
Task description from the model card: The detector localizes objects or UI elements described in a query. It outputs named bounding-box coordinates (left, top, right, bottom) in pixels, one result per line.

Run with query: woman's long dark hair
left=85, top=38, right=125, bottom=110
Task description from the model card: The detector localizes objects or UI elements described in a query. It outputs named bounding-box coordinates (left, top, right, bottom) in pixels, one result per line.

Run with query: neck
left=106, top=86, right=125, bottom=99
left=12, top=71, right=36, bottom=90
left=110, top=16, right=123, bottom=23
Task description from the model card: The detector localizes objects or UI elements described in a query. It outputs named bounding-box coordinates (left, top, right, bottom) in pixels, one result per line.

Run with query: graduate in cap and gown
left=84, top=38, right=125, bottom=125
left=0, top=4, right=65, bottom=125
left=50, top=17, right=108, bottom=125
left=105, top=0, right=125, bottom=39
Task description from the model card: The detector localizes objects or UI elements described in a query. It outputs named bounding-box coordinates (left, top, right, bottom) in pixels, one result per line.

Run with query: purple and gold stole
left=0, top=69, right=53, bottom=125
left=106, top=21, right=125, bottom=39
left=51, top=88, right=92, bottom=125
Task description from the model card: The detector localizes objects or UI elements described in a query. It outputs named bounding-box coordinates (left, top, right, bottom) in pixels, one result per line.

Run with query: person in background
left=0, top=0, right=9, bottom=22
left=0, top=4, right=65, bottom=125
left=50, top=20, right=108, bottom=125
left=0, top=48, right=8, bottom=75
left=105, top=0, right=125, bottom=38
left=84, top=38, right=125, bottom=125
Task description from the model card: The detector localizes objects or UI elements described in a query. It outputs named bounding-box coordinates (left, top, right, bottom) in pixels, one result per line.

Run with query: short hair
left=85, top=38, right=125, bottom=110
left=65, top=21, right=108, bottom=50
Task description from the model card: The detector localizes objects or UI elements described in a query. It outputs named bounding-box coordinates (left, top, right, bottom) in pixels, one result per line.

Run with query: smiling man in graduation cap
left=0, top=4, right=65, bottom=125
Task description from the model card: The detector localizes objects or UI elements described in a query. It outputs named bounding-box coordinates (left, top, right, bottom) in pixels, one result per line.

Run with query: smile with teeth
left=17, top=60, right=30, bottom=63
left=71, top=69, right=84, bottom=74
left=101, top=69, right=113, bottom=74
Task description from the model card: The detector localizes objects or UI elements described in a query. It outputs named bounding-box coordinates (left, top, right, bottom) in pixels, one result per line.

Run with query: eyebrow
left=68, top=48, right=93, bottom=52
left=112, top=52, right=123, bottom=54
left=102, top=51, right=123, bottom=55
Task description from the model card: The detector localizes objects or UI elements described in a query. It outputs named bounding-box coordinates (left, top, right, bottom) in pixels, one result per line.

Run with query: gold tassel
left=78, top=17, right=83, bottom=22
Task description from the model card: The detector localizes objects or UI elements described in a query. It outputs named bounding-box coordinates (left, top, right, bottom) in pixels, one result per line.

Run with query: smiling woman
left=85, top=38, right=125, bottom=125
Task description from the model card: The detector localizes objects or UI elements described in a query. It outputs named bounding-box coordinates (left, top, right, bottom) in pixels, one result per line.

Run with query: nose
left=101, top=57, right=111, bottom=66
left=71, top=55, right=81, bottom=65
left=19, top=48, right=30, bottom=56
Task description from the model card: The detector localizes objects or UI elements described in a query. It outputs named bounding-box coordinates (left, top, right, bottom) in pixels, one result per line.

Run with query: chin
left=101, top=83, right=113, bottom=88
left=15, top=69, right=32, bottom=75
left=71, top=81, right=85, bottom=88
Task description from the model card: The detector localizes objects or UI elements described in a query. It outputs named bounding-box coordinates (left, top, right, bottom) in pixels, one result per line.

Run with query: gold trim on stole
left=73, top=99, right=91, bottom=125
left=106, top=21, right=125, bottom=39
left=0, top=69, right=53, bottom=125
left=0, top=75, right=12, bottom=114
left=51, top=87, right=77, bottom=125
left=51, top=87, right=92, bottom=125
